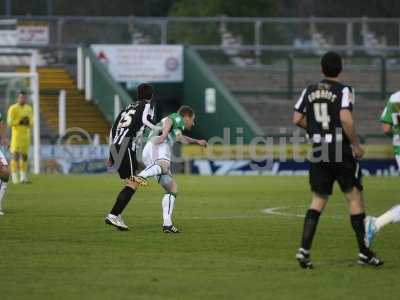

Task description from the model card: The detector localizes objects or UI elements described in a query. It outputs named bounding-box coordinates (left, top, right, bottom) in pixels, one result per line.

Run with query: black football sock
left=110, top=186, right=136, bottom=216
left=300, top=209, right=321, bottom=251
left=350, top=213, right=368, bottom=254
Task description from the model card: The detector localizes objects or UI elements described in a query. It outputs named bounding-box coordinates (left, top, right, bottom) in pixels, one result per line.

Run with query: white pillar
left=31, top=73, right=40, bottom=174
left=58, top=89, right=66, bottom=136
left=114, top=94, right=121, bottom=119
left=77, top=47, right=84, bottom=90
left=92, top=134, right=100, bottom=146
left=85, top=56, right=92, bottom=101
left=29, top=50, right=37, bottom=73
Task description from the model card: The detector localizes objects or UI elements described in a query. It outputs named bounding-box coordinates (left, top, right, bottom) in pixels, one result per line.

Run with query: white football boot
left=105, top=214, right=129, bottom=231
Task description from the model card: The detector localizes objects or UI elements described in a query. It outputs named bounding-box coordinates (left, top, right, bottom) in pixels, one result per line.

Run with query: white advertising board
left=17, top=25, right=49, bottom=46
left=91, top=44, right=183, bottom=83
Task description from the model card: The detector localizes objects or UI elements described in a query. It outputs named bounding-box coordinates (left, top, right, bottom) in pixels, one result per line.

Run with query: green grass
left=0, top=175, right=399, bottom=300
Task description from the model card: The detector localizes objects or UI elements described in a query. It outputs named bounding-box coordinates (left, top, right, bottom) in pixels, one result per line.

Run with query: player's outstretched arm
left=178, top=135, right=207, bottom=146
left=340, top=109, right=364, bottom=159
left=292, top=111, right=307, bottom=129
left=154, top=118, right=173, bottom=144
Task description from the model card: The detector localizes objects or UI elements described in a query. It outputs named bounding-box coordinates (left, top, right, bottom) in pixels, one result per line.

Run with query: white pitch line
left=262, top=206, right=306, bottom=218
left=261, top=205, right=346, bottom=219
left=182, top=215, right=264, bottom=220
left=180, top=205, right=347, bottom=221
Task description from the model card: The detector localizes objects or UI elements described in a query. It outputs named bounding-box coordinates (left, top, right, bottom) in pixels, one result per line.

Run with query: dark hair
left=19, top=90, right=27, bottom=96
left=137, top=83, right=153, bottom=101
left=321, top=51, right=342, bottom=77
left=178, top=105, right=194, bottom=117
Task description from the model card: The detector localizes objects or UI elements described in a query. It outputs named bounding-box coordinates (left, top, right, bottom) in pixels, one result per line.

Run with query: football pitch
left=0, top=174, right=399, bottom=300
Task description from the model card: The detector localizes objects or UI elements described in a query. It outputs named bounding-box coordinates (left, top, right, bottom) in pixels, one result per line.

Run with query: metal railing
left=1, top=16, right=400, bottom=55
left=1, top=16, right=398, bottom=99
left=211, top=54, right=400, bottom=100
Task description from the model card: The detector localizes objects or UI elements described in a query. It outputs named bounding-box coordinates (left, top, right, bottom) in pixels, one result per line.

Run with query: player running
left=293, top=52, right=383, bottom=269
left=134, top=105, right=207, bottom=233
left=0, top=111, right=10, bottom=215
left=380, top=91, right=400, bottom=171
left=362, top=95, right=400, bottom=246
left=7, top=91, right=33, bottom=184
left=105, top=83, right=159, bottom=230
left=364, top=205, right=400, bottom=248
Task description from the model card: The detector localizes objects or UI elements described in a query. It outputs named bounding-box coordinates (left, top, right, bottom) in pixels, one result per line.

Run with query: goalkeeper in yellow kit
left=7, top=91, right=33, bottom=184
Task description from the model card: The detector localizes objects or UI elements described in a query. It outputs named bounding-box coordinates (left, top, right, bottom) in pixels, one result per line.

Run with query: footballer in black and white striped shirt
left=293, top=52, right=383, bottom=268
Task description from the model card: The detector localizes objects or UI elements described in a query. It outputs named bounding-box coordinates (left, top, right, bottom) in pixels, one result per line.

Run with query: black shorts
left=116, top=148, right=138, bottom=180
left=309, top=159, right=363, bottom=196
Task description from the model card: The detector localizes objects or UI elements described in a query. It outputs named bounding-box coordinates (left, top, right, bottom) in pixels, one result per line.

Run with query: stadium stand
left=212, top=66, right=392, bottom=142
left=17, top=67, right=111, bottom=143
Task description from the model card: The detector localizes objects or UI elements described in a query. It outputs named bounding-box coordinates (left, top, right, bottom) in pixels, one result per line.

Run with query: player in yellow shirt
left=7, top=91, right=33, bottom=184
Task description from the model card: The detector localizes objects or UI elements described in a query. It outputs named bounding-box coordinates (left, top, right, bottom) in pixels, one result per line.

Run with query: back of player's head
left=321, top=51, right=342, bottom=78
left=137, top=83, right=153, bottom=102
left=178, top=105, right=195, bottom=118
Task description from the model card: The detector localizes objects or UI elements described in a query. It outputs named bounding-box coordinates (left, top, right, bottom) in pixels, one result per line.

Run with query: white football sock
left=390, top=205, right=400, bottom=223
left=11, top=172, right=19, bottom=184
left=162, top=193, right=176, bottom=226
left=396, top=155, right=400, bottom=171
left=20, top=171, right=27, bottom=182
left=138, top=164, right=162, bottom=178
left=375, top=205, right=400, bottom=231
left=0, top=180, right=8, bottom=211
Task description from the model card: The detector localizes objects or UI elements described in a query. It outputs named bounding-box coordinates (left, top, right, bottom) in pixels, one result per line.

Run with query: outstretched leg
left=365, top=204, right=400, bottom=247
left=135, top=142, right=171, bottom=186
left=375, top=205, right=400, bottom=228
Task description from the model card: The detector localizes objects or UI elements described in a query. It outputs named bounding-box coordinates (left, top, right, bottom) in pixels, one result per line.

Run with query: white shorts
left=396, top=155, right=400, bottom=170
left=141, top=142, right=171, bottom=167
left=0, top=149, right=8, bottom=166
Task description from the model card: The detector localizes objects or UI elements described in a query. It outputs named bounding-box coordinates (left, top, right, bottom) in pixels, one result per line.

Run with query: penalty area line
left=182, top=215, right=266, bottom=220
left=261, top=205, right=345, bottom=219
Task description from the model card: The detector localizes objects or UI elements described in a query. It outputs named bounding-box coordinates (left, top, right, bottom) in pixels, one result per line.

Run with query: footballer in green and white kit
left=142, top=112, right=186, bottom=164
left=362, top=92, right=400, bottom=250
left=380, top=91, right=400, bottom=170
left=135, top=106, right=207, bottom=233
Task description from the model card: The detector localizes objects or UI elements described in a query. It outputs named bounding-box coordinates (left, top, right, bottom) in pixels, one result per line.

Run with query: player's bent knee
left=155, top=159, right=170, bottom=174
